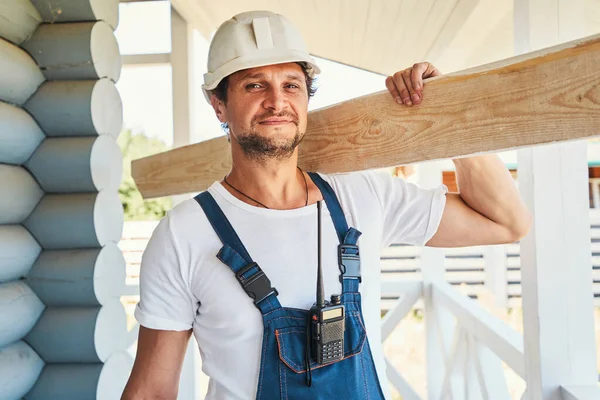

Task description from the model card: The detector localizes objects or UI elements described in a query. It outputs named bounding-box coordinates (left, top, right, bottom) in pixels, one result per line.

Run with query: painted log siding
left=30, top=0, right=120, bottom=30
left=25, top=300, right=126, bottom=363
left=27, top=243, right=126, bottom=306
left=0, top=165, right=43, bottom=224
left=0, top=0, right=126, bottom=397
left=0, top=38, right=44, bottom=105
left=0, top=281, right=45, bottom=349
left=25, top=351, right=132, bottom=400
left=22, top=21, right=121, bottom=81
left=0, top=225, right=41, bottom=283
left=0, top=341, right=44, bottom=400
left=24, top=191, right=124, bottom=249
left=0, top=101, right=44, bottom=165
left=25, top=78, right=123, bottom=138
left=0, top=0, right=41, bottom=45
left=26, top=136, right=123, bottom=193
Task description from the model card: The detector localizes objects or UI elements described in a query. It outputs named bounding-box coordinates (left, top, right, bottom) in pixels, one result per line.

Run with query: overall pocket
left=275, top=310, right=366, bottom=374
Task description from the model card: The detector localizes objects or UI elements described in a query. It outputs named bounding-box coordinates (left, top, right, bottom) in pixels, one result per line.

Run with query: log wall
left=0, top=0, right=129, bottom=398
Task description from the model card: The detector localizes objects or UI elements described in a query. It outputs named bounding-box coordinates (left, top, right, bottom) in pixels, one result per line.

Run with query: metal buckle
left=338, top=244, right=361, bottom=282
left=235, top=262, right=278, bottom=305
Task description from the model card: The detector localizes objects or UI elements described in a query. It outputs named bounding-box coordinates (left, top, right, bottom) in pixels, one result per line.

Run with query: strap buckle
left=338, top=244, right=361, bottom=282
left=235, top=262, right=278, bottom=305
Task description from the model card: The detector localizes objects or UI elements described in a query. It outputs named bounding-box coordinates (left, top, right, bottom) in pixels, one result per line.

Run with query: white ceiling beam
left=121, top=53, right=170, bottom=66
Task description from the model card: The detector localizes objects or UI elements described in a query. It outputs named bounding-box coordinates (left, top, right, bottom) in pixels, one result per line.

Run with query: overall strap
left=195, top=191, right=281, bottom=314
left=308, top=173, right=362, bottom=293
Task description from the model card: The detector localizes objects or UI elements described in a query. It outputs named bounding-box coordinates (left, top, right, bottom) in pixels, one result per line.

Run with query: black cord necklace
left=223, top=167, right=309, bottom=209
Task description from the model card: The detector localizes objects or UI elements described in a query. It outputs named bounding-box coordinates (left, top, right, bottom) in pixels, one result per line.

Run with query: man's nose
left=263, top=87, right=286, bottom=112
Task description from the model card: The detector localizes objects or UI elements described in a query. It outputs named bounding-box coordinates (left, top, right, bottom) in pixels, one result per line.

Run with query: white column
left=171, top=6, right=196, bottom=205
left=483, top=245, right=507, bottom=310
left=170, top=7, right=195, bottom=149
left=515, top=1, right=599, bottom=398
left=419, top=161, right=454, bottom=400
left=170, top=12, right=204, bottom=395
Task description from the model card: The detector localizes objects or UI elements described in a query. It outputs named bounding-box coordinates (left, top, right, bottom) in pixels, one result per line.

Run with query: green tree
left=118, top=130, right=173, bottom=220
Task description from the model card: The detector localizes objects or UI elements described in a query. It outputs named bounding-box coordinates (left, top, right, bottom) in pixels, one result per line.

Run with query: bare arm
left=426, top=155, right=532, bottom=247
left=385, top=63, right=532, bottom=248
left=121, top=326, right=192, bottom=400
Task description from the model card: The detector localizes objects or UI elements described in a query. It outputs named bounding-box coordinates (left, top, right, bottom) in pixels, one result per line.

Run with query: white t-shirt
left=135, top=171, right=447, bottom=399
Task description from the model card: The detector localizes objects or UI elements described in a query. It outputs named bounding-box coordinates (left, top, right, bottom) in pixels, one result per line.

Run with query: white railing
left=381, top=278, right=523, bottom=399
left=119, top=209, right=600, bottom=399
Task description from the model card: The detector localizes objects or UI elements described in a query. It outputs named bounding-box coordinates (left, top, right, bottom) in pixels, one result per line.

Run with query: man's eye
left=286, top=84, right=299, bottom=89
left=246, top=83, right=262, bottom=89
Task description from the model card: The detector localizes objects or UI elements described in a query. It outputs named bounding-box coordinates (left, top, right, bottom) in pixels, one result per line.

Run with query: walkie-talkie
left=309, top=201, right=345, bottom=364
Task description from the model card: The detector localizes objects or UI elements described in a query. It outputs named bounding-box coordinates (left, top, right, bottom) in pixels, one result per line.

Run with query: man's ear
left=210, top=94, right=227, bottom=123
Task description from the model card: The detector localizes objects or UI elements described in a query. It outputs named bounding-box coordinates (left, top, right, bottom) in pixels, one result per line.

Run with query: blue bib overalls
left=195, top=173, right=385, bottom=399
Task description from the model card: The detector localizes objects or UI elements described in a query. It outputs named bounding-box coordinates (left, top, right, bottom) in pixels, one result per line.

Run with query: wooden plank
left=133, top=33, right=600, bottom=198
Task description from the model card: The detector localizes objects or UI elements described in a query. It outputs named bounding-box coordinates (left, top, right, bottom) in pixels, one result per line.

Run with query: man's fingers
left=402, top=70, right=419, bottom=106
left=385, top=76, right=402, bottom=104
left=411, top=63, right=427, bottom=92
left=392, top=71, right=411, bottom=105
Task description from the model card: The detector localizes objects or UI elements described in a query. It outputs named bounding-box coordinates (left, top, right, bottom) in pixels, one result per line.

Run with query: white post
left=515, top=0, right=599, bottom=398
left=419, top=161, right=454, bottom=400
left=483, top=245, right=507, bottom=311
left=170, top=6, right=196, bottom=206
left=170, top=9, right=205, bottom=399
left=170, top=7, right=195, bottom=150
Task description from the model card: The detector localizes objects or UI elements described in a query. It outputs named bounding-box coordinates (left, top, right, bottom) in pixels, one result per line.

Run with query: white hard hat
left=202, top=10, right=320, bottom=103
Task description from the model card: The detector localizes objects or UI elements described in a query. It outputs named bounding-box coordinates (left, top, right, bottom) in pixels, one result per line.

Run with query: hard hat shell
left=202, top=10, right=320, bottom=103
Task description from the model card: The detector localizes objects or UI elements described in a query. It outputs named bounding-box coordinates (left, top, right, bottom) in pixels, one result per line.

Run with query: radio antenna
left=316, top=201, right=325, bottom=307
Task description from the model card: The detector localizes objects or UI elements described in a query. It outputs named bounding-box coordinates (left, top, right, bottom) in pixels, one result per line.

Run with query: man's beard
left=233, top=111, right=305, bottom=162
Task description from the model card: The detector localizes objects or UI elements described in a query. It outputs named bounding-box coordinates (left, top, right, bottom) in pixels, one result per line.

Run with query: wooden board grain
left=133, top=33, right=600, bottom=198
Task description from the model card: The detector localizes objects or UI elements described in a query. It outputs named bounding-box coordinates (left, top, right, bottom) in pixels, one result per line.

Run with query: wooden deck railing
left=119, top=208, right=600, bottom=399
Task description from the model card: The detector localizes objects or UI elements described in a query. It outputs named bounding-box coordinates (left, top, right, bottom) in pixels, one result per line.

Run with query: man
left=122, top=10, right=531, bottom=400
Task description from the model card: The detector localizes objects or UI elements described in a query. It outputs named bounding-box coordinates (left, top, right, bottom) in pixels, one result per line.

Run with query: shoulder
left=317, top=169, right=398, bottom=200
left=147, top=195, right=214, bottom=251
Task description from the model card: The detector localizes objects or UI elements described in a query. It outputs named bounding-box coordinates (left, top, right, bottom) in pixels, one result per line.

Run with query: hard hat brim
left=202, top=49, right=320, bottom=103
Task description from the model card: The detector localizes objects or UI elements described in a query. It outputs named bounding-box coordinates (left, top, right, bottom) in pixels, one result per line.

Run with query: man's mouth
left=259, top=119, right=293, bottom=125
